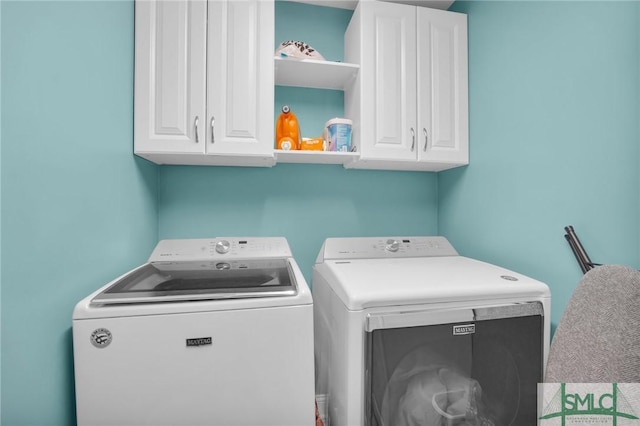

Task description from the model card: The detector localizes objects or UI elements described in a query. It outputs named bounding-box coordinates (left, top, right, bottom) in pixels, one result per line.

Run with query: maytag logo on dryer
left=186, top=337, right=212, bottom=347
left=453, top=324, right=476, bottom=335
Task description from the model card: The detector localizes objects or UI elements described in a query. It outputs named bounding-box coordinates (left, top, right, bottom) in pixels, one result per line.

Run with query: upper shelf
left=274, top=57, right=359, bottom=90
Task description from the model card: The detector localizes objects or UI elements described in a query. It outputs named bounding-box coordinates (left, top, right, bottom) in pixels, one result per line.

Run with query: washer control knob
left=385, top=239, right=400, bottom=253
left=215, top=240, right=231, bottom=254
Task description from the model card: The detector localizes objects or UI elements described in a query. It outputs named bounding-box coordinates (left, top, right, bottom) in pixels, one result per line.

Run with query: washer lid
left=315, top=256, right=550, bottom=310
left=91, top=258, right=297, bottom=305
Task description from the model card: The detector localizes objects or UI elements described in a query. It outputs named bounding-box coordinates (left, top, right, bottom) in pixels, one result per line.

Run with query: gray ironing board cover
left=545, top=264, right=640, bottom=382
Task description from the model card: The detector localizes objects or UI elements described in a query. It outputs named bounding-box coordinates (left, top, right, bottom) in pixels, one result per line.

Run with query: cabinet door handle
left=210, top=116, right=215, bottom=144
left=410, top=128, right=415, bottom=152
left=423, top=128, right=428, bottom=151
left=194, top=116, right=199, bottom=143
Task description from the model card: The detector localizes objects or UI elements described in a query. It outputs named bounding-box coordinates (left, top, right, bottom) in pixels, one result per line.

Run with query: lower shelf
left=274, top=150, right=359, bottom=165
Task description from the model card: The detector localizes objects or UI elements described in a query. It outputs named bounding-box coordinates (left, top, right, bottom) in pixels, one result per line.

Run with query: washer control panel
left=149, top=237, right=292, bottom=261
left=317, top=236, right=458, bottom=261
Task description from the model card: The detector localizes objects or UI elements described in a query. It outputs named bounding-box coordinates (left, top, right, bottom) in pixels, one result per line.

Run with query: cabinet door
left=417, top=8, right=468, bottom=166
left=207, top=0, right=274, bottom=157
left=358, top=1, right=417, bottom=161
left=134, top=0, right=207, bottom=155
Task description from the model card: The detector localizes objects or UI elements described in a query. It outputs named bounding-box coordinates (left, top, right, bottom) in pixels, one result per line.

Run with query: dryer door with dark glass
left=366, top=302, right=543, bottom=426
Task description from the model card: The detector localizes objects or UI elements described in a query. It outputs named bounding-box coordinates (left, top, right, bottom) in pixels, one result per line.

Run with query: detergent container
left=276, top=105, right=301, bottom=150
left=324, top=118, right=352, bottom=152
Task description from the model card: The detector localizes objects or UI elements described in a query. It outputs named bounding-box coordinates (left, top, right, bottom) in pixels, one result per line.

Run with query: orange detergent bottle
left=275, top=105, right=301, bottom=150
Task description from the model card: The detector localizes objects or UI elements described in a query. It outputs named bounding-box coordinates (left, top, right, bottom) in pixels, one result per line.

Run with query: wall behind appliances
left=158, top=1, right=440, bottom=281
left=1, top=2, right=158, bottom=425
left=441, top=0, right=640, bottom=332
left=159, top=164, right=438, bottom=282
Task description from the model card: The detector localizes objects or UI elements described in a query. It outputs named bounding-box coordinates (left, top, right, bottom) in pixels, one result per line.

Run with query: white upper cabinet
left=134, top=1, right=207, bottom=155
left=417, top=7, right=468, bottom=167
left=135, top=0, right=275, bottom=166
left=344, top=0, right=468, bottom=171
left=346, top=1, right=417, bottom=162
left=207, top=1, right=274, bottom=160
left=134, top=0, right=466, bottom=171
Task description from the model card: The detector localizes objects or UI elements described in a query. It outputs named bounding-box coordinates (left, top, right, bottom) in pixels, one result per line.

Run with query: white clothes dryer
left=73, top=237, right=315, bottom=426
left=312, top=236, right=551, bottom=426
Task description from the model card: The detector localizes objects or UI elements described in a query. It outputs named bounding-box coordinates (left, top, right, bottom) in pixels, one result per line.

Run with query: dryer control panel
left=149, top=237, right=292, bottom=261
left=316, top=236, right=458, bottom=261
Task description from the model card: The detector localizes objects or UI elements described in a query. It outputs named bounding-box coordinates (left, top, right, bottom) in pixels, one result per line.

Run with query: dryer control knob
left=215, top=240, right=231, bottom=254
left=385, top=239, right=400, bottom=253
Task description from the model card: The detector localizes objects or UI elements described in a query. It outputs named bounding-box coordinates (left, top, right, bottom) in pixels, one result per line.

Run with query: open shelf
left=274, top=149, right=359, bottom=165
left=274, top=57, right=359, bottom=90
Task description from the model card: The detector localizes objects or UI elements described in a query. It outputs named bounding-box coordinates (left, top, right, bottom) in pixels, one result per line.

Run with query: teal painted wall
left=1, top=1, right=158, bottom=425
left=158, top=164, right=438, bottom=282
left=442, top=0, right=640, bottom=331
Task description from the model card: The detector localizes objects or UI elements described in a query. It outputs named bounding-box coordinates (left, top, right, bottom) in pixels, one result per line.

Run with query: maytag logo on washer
left=453, top=324, right=476, bottom=335
left=90, top=328, right=112, bottom=348
left=186, top=337, right=212, bottom=347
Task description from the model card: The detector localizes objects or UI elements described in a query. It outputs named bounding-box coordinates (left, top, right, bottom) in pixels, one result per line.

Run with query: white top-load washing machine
left=313, top=236, right=551, bottom=426
left=73, top=237, right=315, bottom=426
